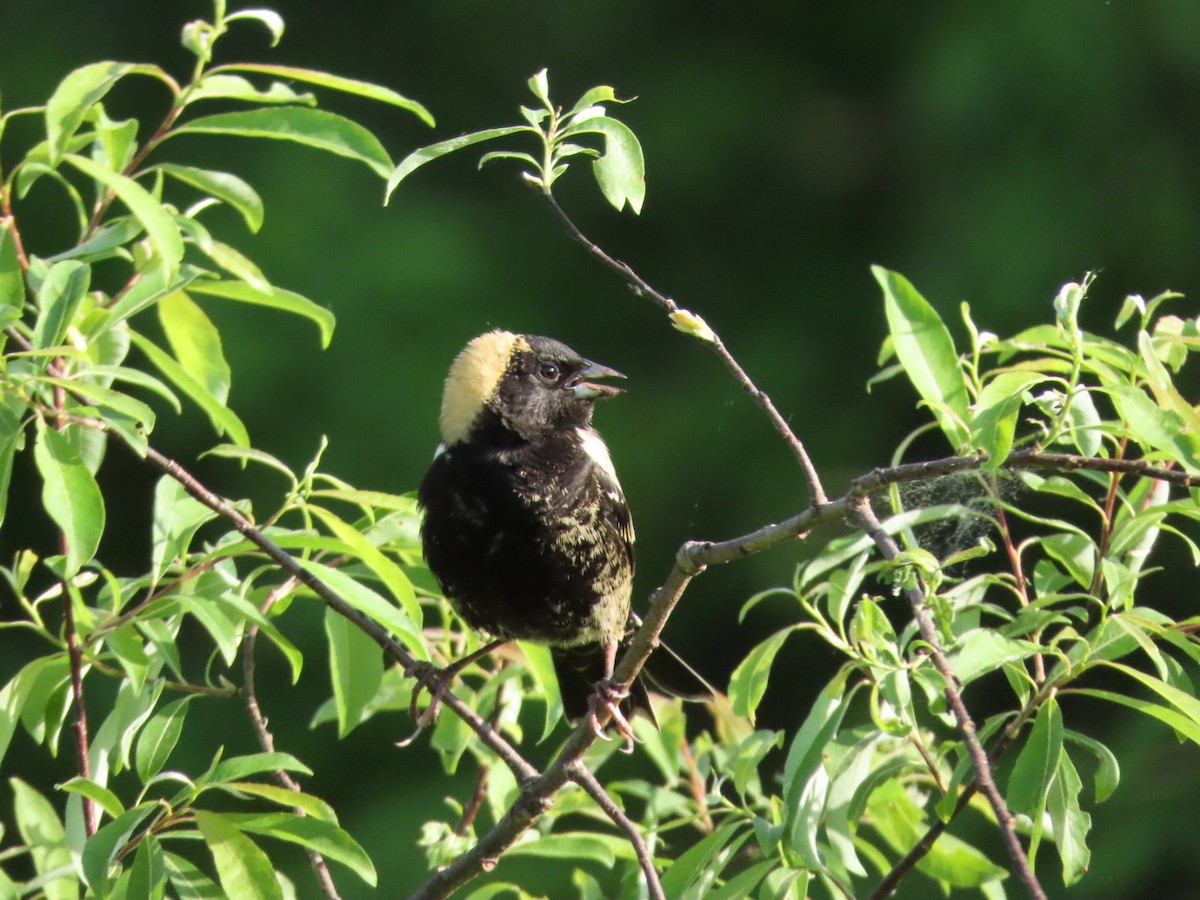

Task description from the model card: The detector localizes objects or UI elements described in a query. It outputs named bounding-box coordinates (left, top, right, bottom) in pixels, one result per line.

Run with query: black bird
left=417, top=330, right=706, bottom=741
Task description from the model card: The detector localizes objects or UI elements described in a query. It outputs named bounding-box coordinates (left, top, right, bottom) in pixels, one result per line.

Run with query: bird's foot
left=586, top=679, right=638, bottom=754
left=396, top=661, right=452, bottom=746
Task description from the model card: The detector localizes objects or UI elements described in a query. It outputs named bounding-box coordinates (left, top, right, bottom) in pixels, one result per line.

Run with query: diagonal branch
left=137, top=445, right=541, bottom=786
left=847, top=494, right=1046, bottom=900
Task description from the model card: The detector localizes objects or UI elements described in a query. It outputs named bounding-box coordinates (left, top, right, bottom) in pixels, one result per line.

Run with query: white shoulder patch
left=577, top=427, right=621, bottom=487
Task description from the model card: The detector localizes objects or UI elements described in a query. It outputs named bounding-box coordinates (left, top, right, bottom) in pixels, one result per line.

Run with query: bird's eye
left=537, top=362, right=561, bottom=383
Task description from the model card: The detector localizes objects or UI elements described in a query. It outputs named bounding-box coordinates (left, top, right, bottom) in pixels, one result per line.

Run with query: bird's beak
left=570, top=360, right=626, bottom=399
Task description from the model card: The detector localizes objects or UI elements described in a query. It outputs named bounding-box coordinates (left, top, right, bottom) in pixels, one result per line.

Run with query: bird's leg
left=402, top=638, right=507, bottom=737
left=586, top=639, right=637, bottom=752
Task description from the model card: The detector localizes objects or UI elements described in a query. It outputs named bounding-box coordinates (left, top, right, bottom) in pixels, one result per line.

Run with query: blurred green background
left=4, top=1, right=1200, bottom=897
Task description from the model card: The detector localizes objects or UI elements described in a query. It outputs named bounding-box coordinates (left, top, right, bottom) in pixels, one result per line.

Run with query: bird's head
left=439, top=330, right=625, bottom=446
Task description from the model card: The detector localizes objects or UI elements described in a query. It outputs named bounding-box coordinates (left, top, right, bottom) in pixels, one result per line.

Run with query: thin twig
left=540, top=190, right=828, bottom=506
left=242, top=577, right=342, bottom=900
left=848, top=494, right=1046, bottom=900
left=569, top=762, right=665, bottom=900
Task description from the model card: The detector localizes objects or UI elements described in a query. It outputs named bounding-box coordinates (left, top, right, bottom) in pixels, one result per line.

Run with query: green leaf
left=299, top=558, right=426, bottom=657
left=126, top=835, right=166, bottom=900
left=193, top=810, right=283, bottom=900
left=32, top=259, right=90, bottom=351
left=58, top=776, right=125, bottom=820
left=63, top=155, right=184, bottom=276
left=659, top=821, right=748, bottom=900
left=223, top=8, right=286, bottom=45
left=129, top=331, right=249, bottom=446
left=1008, top=697, right=1064, bottom=815
left=568, top=116, right=645, bottom=213
left=208, top=753, right=313, bottom=785
left=970, top=371, right=1043, bottom=468
left=0, top=218, right=26, bottom=317
left=515, top=641, right=563, bottom=742
left=216, top=64, right=434, bottom=126
left=1107, top=384, right=1200, bottom=472
left=135, top=695, right=193, bottom=781
left=187, top=279, right=335, bottom=348
left=874, top=266, right=970, bottom=448
left=45, top=62, right=166, bottom=164
left=156, top=164, right=264, bottom=232
left=945, top=629, right=1039, bottom=687
left=385, top=126, right=532, bottom=203
left=150, top=475, right=218, bottom=584
left=221, top=812, right=376, bottom=885
left=173, top=107, right=393, bottom=178
left=0, top=401, right=23, bottom=528
left=81, top=803, right=158, bottom=896
left=729, top=627, right=796, bottom=722
left=1041, top=532, right=1095, bottom=588
left=307, top=506, right=421, bottom=626
left=1047, top=750, right=1092, bottom=885
left=210, top=782, right=334, bottom=821
left=11, top=778, right=77, bottom=900
left=324, top=606, right=384, bottom=737
left=185, top=73, right=315, bottom=107
left=158, top=291, right=231, bottom=404
left=164, top=851, right=224, bottom=900
left=1063, top=728, right=1120, bottom=803
left=34, top=419, right=105, bottom=577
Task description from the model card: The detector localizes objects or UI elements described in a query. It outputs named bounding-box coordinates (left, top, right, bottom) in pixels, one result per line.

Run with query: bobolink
left=418, top=330, right=704, bottom=741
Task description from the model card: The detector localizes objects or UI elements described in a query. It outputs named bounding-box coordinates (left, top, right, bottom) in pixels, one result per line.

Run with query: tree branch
left=242, top=577, right=342, bottom=900
left=847, top=494, right=1046, bottom=900
left=569, top=762, right=665, bottom=900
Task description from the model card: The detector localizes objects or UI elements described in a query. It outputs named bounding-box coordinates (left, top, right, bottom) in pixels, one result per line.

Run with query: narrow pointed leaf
left=385, top=126, right=532, bottom=203
left=158, top=291, right=231, bottom=404
left=217, top=64, right=433, bottom=126
left=32, top=259, right=90, bottom=351
left=174, top=108, right=393, bottom=178
left=874, top=266, right=970, bottom=448
left=187, top=279, right=334, bottom=348
left=194, top=810, right=282, bottom=900
left=64, top=154, right=184, bottom=274
left=156, top=164, right=264, bottom=232
left=46, top=62, right=166, bottom=163
left=33, top=419, right=105, bottom=577
left=1008, top=696, right=1063, bottom=815
left=324, top=606, right=383, bottom=737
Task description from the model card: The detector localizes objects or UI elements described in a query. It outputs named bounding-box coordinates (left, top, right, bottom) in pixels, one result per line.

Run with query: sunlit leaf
left=11, top=778, right=76, bottom=900
left=194, top=810, right=283, bottom=900
left=216, top=64, right=433, bottom=126
left=45, top=62, right=167, bottom=163
left=135, top=695, right=194, bottom=781
left=129, top=331, right=249, bottom=445
left=874, top=266, right=970, bottom=448
left=33, top=419, right=105, bottom=577
left=158, top=291, right=231, bottom=404
left=174, top=107, right=393, bottom=178
left=1007, top=696, right=1063, bottom=815
left=324, top=606, right=384, bottom=737
left=63, top=154, right=184, bottom=275
left=729, top=627, right=797, bottom=722
left=32, top=259, right=90, bottom=351
left=188, top=279, right=334, bottom=348
left=220, top=812, right=376, bottom=885
left=156, top=163, right=264, bottom=232
left=385, top=126, right=532, bottom=203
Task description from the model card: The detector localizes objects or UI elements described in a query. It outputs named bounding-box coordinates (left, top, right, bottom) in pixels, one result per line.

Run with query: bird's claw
left=406, top=661, right=452, bottom=730
left=586, top=679, right=638, bottom=753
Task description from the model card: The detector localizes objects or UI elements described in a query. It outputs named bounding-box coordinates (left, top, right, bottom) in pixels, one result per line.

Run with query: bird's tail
left=551, top=618, right=714, bottom=730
